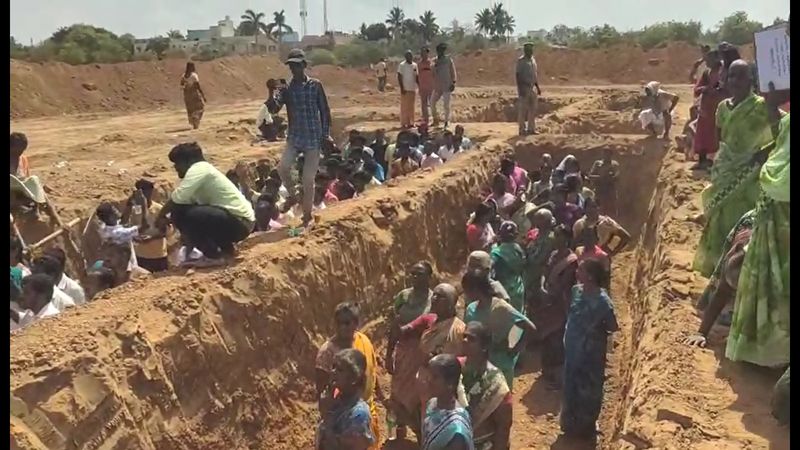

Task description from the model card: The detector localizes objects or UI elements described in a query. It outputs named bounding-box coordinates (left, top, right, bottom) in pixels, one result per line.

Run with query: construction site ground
left=9, top=45, right=785, bottom=450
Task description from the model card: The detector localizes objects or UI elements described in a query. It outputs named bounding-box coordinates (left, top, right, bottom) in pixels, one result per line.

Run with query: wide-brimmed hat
left=285, top=48, right=306, bottom=64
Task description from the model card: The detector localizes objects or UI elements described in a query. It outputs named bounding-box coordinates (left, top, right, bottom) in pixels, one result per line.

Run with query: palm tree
left=240, top=9, right=268, bottom=49
left=266, top=10, right=294, bottom=43
left=419, top=10, right=440, bottom=42
left=385, top=7, right=405, bottom=41
left=474, top=8, right=495, bottom=37
left=166, top=29, right=184, bottom=39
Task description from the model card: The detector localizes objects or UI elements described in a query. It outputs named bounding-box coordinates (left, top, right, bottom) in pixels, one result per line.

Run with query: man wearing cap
left=466, top=250, right=510, bottom=301
left=430, top=42, right=457, bottom=128
left=516, top=42, right=542, bottom=136
left=267, top=48, right=332, bottom=228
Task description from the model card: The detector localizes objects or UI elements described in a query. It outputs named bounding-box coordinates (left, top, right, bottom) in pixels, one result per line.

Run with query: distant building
left=299, top=34, right=335, bottom=51
left=134, top=16, right=278, bottom=57
left=281, top=32, right=300, bottom=43
left=526, top=29, right=548, bottom=40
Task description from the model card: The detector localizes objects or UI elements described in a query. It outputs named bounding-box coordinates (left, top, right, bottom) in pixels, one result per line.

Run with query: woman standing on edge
left=181, top=62, right=206, bottom=129
left=560, top=258, right=618, bottom=440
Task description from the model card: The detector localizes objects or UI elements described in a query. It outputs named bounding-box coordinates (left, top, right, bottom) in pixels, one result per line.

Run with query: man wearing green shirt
left=156, top=142, right=255, bottom=267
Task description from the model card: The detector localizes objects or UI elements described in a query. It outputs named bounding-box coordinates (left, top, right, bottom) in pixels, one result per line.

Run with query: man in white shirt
left=420, top=141, right=444, bottom=169
left=397, top=50, right=419, bottom=129
left=11, top=273, right=61, bottom=332
left=43, top=247, right=86, bottom=304
left=375, top=58, right=388, bottom=92
left=30, top=255, right=78, bottom=311
left=438, top=130, right=461, bottom=162
left=454, top=125, right=473, bottom=150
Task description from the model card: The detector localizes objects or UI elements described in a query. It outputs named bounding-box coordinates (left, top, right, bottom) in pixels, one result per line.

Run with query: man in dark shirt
left=267, top=49, right=332, bottom=228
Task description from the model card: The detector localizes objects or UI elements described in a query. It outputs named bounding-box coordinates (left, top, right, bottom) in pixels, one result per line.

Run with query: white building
left=526, top=29, right=548, bottom=40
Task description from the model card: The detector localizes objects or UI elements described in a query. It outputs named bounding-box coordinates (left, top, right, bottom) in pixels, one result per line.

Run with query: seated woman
left=460, top=321, right=512, bottom=450
left=10, top=132, right=47, bottom=213
left=421, top=354, right=474, bottom=450
left=316, top=303, right=381, bottom=450
left=316, top=349, right=376, bottom=450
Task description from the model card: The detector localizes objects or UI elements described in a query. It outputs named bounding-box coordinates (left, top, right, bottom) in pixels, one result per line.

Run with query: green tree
left=57, top=42, right=88, bottom=65
left=474, top=8, right=494, bottom=37
left=145, top=36, right=170, bottom=59
left=359, top=23, right=390, bottom=41
left=307, top=48, right=338, bottom=65
left=491, top=3, right=514, bottom=42
left=419, top=11, right=440, bottom=42
left=166, top=29, right=184, bottom=39
left=240, top=9, right=268, bottom=48
left=266, top=10, right=294, bottom=42
left=715, top=11, right=763, bottom=45
left=386, top=7, right=405, bottom=41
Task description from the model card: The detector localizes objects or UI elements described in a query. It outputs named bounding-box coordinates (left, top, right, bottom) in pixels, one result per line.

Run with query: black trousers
left=171, top=204, right=252, bottom=259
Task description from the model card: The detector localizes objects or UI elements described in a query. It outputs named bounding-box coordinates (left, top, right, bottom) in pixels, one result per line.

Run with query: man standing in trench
left=516, top=42, right=542, bottom=136
left=267, top=49, right=332, bottom=228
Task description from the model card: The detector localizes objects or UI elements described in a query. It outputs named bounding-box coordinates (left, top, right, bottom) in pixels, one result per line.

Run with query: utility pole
left=323, top=0, right=329, bottom=34
left=299, top=0, right=308, bottom=38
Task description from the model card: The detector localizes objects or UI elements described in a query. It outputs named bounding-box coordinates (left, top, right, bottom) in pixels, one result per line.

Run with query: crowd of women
left=315, top=150, right=631, bottom=449
left=680, top=31, right=790, bottom=425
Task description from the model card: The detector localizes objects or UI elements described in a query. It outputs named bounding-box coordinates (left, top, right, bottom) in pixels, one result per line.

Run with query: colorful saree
left=391, top=288, right=432, bottom=428
left=182, top=73, right=205, bottom=128
left=726, top=113, right=790, bottom=368
left=693, top=93, right=773, bottom=276
left=490, top=242, right=527, bottom=314
left=421, top=399, right=475, bottom=450
left=460, top=358, right=511, bottom=450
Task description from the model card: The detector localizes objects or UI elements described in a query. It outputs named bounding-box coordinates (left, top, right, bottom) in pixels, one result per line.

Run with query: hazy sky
left=10, top=0, right=788, bottom=44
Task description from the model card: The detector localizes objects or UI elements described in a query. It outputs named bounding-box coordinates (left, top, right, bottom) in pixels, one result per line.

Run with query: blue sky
left=10, top=0, right=787, bottom=44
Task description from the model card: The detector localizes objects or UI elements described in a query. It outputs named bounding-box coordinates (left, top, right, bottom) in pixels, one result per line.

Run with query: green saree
left=693, top=93, right=774, bottom=276
left=726, top=114, right=790, bottom=367
left=490, top=242, right=526, bottom=314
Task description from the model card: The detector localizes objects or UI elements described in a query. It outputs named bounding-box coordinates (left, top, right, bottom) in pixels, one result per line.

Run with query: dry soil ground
left=9, top=51, right=785, bottom=450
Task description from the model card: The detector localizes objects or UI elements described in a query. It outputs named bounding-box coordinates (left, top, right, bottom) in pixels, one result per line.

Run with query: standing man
left=516, top=42, right=542, bottom=136
left=418, top=46, right=435, bottom=125
left=397, top=50, right=419, bottom=129
left=267, top=48, right=332, bottom=228
left=430, top=42, right=457, bottom=129
left=376, top=57, right=388, bottom=92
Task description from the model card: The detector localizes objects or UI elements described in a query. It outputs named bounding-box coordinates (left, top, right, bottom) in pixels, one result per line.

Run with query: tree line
left=10, top=6, right=785, bottom=66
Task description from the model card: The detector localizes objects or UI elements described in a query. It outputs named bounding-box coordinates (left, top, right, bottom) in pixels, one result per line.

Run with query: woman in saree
left=692, top=60, right=774, bottom=277
left=460, top=321, right=512, bottom=450
left=466, top=203, right=497, bottom=252
left=181, top=62, right=206, bottom=130
left=421, top=354, right=475, bottom=450
left=386, top=261, right=434, bottom=439
left=726, top=83, right=790, bottom=368
left=463, top=270, right=537, bottom=388
left=560, top=258, right=619, bottom=440
left=316, top=302, right=381, bottom=449
left=490, top=221, right=526, bottom=314
left=317, top=349, right=376, bottom=450
left=691, top=49, right=724, bottom=171
left=534, top=225, right=578, bottom=389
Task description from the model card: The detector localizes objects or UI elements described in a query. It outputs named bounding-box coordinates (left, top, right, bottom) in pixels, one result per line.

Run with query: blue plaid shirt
left=267, top=76, right=331, bottom=150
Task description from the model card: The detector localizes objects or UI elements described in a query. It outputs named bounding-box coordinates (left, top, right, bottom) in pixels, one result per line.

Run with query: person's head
left=20, top=273, right=54, bottom=312
left=352, top=170, right=373, bottom=193
left=42, top=247, right=67, bottom=274
left=333, top=302, right=360, bottom=342
left=563, top=155, right=580, bottom=174
left=644, top=81, right=660, bottom=98
left=431, top=283, right=458, bottom=319
left=466, top=250, right=492, bottom=277
left=428, top=353, right=461, bottom=399
left=10, top=236, right=24, bottom=267
left=96, top=202, right=121, bottom=226
left=718, top=42, right=741, bottom=67
left=523, top=42, right=534, bottom=57
left=704, top=49, right=721, bottom=68
left=727, top=59, right=753, bottom=100
left=351, top=134, right=368, bottom=151
left=577, top=257, right=609, bottom=289
left=331, top=348, right=367, bottom=396
left=134, top=178, right=156, bottom=203
left=584, top=196, right=599, bottom=220
left=553, top=224, right=572, bottom=250
left=541, top=153, right=552, bottom=166
left=602, top=147, right=613, bottom=163
left=285, top=48, right=307, bottom=78
left=473, top=202, right=494, bottom=226
left=462, top=321, right=492, bottom=361
left=374, top=129, right=386, bottom=143
left=336, top=180, right=356, bottom=200
left=409, top=261, right=433, bottom=290
left=540, top=163, right=553, bottom=181
left=461, top=269, right=493, bottom=302
left=10, top=132, right=28, bottom=158
left=421, top=46, right=430, bottom=59
left=225, top=169, right=239, bottom=185
left=442, top=130, right=455, bottom=147
left=551, top=184, right=568, bottom=206
left=404, top=50, right=413, bottom=63
left=565, top=173, right=583, bottom=194
left=262, top=177, right=282, bottom=198
left=168, top=142, right=205, bottom=178
left=530, top=208, right=555, bottom=231
left=491, top=173, right=508, bottom=195
left=184, top=62, right=196, bottom=77
left=454, top=125, right=465, bottom=139
left=581, top=225, right=599, bottom=248
left=499, top=157, right=516, bottom=177
left=31, top=255, right=64, bottom=282
left=423, top=140, right=437, bottom=156
left=363, top=159, right=380, bottom=178
left=255, top=196, right=279, bottom=230
left=700, top=44, right=711, bottom=54
left=436, top=42, right=447, bottom=57
left=86, top=266, right=116, bottom=299
left=497, top=220, right=518, bottom=243
left=348, top=129, right=361, bottom=145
